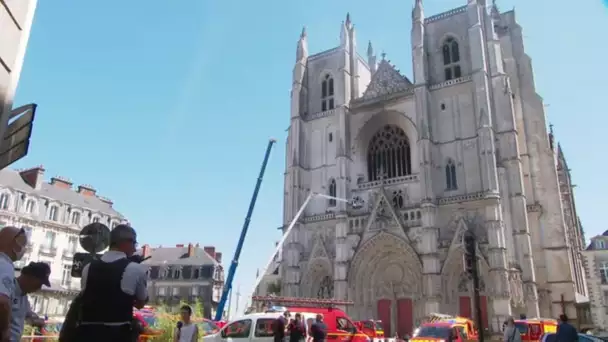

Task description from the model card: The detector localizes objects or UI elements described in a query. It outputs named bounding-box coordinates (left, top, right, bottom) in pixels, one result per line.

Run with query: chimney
left=215, top=252, right=222, bottom=264
left=176, top=244, right=184, bottom=247
left=50, top=176, right=72, bottom=189
left=77, top=184, right=96, bottom=196
left=97, top=196, right=113, bottom=207
left=142, top=244, right=151, bottom=258
left=187, top=243, right=195, bottom=257
left=19, top=165, right=45, bottom=189
left=203, top=246, right=216, bottom=259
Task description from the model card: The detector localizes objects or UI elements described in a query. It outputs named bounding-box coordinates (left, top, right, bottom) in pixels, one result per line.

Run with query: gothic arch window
left=446, top=159, right=458, bottom=190
left=317, top=276, right=334, bottom=298
left=367, top=125, right=411, bottom=181
left=328, top=179, right=337, bottom=207
left=321, top=74, right=335, bottom=111
left=0, top=193, right=9, bottom=210
left=442, top=37, right=461, bottom=81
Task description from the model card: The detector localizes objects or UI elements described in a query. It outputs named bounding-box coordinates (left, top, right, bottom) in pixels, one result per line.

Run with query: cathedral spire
left=340, top=20, right=349, bottom=49
left=296, top=26, right=308, bottom=62
left=413, top=0, right=423, bottom=19
left=345, top=12, right=351, bottom=27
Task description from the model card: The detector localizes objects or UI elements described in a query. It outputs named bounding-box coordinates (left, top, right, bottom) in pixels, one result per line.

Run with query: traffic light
left=463, top=233, right=476, bottom=275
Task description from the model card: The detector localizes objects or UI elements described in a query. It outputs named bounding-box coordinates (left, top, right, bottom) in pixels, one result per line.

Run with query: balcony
left=62, top=249, right=76, bottom=260
left=39, top=246, right=57, bottom=256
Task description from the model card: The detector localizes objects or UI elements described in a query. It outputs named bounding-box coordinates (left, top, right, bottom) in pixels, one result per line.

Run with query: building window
left=193, top=267, right=200, bottom=279
left=92, top=216, right=100, bottom=223
left=71, top=212, right=81, bottom=225
left=367, top=125, right=411, bottom=181
left=442, top=37, right=461, bottom=81
left=328, top=179, right=337, bottom=207
left=25, top=200, right=35, bottom=213
left=392, top=190, right=404, bottom=209
left=48, top=206, right=58, bottom=221
left=172, top=287, right=179, bottom=296
left=446, top=159, right=458, bottom=190
left=191, top=286, right=199, bottom=296
left=173, top=267, right=181, bottom=279
left=596, top=240, right=605, bottom=249
left=112, top=222, right=118, bottom=228
left=600, top=262, right=608, bottom=284
left=157, top=287, right=167, bottom=296
left=0, top=194, right=9, bottom=210
left=61, top=264, right=72, bottom=287
left=68, top=236, right=78, bottom=254
left=43, top=231, right=56, bottom=250
left=321, top=74, right=335, bottom=111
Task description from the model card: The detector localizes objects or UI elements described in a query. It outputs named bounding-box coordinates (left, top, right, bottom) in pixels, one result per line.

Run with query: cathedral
left=278, top=0, right=588, bottom=336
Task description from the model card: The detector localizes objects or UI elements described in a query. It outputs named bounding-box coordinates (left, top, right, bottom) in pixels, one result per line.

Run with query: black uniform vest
left=80, top=258, right=134, bottom=324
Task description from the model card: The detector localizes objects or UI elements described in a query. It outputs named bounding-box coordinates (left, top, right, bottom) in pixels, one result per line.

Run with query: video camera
left=71, top=223, right=150, bottom=278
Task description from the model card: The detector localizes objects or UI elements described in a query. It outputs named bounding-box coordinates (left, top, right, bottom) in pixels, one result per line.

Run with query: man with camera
left=74, top=224, right=148, bottom=342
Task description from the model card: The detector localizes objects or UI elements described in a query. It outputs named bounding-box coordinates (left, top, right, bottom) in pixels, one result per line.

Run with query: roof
left=140, top=246, right=219, bottom=266
left=356, top=58, right=413, bottom=103
left=0, top=168, right=122, bottom=217
left=585, top=231, right=608, bottom=250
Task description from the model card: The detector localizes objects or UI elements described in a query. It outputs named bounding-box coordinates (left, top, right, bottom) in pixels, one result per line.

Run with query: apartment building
left=584, top=231, right=608, bottom=331
left=141, top=244, right=225, bottom=319
left=0, top=165, right=127, bottom=316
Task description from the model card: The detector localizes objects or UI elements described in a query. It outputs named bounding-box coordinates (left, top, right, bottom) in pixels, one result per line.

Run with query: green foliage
left=150, top=299, right=206, bottom=341
left=21, top=299, right=205, bottom=341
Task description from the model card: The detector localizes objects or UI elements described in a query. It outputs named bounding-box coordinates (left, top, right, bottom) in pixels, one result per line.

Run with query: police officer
left=0, top=227, right=28, bottom=342
left=10, top=262, right=49, bottom=341
left=75, top=224, right=148, bottom=342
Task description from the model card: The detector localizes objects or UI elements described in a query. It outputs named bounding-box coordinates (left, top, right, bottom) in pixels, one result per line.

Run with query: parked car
left=540, top=332, right=608, bottom=342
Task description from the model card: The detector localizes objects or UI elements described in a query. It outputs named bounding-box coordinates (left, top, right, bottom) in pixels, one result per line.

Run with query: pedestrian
left=0, top=226, right=28, bottom=342
left=310, top=314, right=327, bottom=342
left=273, top=311, right=290, bottom=342
left=288, top=313, right=306, bottom=342
left=174, top=305, right=198, bottom=342
left=74, top=224, right=149, bottom=342
left=9, top=262, right=49, bottom=341
left=556, top=314, right=578, bottom=342
left=503, top=317, right=522, bottom=342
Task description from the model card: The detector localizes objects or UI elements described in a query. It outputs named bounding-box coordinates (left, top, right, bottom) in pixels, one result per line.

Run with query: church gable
left=359, top=59, right=413, bottom=102
left=362, top=189, right=409, bottom=241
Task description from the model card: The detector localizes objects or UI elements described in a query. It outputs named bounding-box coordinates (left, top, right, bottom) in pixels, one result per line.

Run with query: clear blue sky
left=11, top=0, right=607, bottom=316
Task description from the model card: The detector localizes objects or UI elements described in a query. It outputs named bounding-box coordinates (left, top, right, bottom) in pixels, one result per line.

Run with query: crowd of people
left=272, top=310, right=327, bottom=342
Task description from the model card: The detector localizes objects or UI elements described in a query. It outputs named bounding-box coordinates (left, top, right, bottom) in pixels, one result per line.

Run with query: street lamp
left=248, top=191, right=356, bottom=305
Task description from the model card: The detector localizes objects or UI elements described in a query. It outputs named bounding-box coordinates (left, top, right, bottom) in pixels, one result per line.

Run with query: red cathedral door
left=459, top=296, right=472, bottom=319
left=377, top=299, right=392, bottom=336
left=479, top=296, right=489, bottom=329
left=397, top=298, right=413, bottom=336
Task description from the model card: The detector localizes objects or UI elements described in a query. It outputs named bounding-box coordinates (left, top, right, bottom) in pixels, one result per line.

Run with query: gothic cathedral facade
left=280, top=0, right=587, bottom=336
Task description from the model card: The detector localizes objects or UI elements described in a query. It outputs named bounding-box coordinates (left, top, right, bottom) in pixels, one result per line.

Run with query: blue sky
left=12, top=0, right=607, bottom=316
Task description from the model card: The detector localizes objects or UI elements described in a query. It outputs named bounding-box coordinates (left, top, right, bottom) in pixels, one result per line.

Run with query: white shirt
left=9, top=280, right=36, bottom=342
left=80, top=250, right=148, bottom=300
left=176, top=323, right=198, bottom=342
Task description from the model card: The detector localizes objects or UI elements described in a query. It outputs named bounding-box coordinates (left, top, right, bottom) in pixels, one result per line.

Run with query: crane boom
left=214, top=139, right=276, bottom=321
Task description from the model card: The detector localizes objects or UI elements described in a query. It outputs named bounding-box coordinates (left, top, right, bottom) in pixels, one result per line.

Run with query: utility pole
left=464, top=231, right=484, bottom=342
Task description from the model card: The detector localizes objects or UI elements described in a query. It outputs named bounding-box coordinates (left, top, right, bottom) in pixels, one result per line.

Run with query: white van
left=203, top=311, right=319, bottom=342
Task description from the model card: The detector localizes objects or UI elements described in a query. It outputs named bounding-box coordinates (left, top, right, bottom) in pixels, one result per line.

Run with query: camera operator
left=74, top=224, right=148, bottom=342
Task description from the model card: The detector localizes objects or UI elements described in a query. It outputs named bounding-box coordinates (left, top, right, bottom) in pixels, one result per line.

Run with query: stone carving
left=458, top=273, right=470, bottom=293
left=317, top=275, right=334, bottom=298
left=310, top=234, right=329, bottom=259
left=524, top=283, right=537, bottom=301
left=360, top=60, right=412, bottom=101
left=478, top=278, right=486, bottom=292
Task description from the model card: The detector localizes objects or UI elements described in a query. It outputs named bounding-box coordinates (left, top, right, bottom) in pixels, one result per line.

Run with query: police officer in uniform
left=75, top=224, right=148, bottom=342
left=0, top=227, right=28, bottom=342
